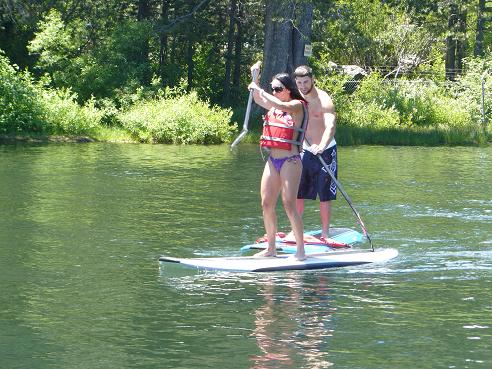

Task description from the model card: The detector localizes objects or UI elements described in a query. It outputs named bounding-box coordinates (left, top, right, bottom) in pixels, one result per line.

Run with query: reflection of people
left=294, top=65, right=337, bottom=240
left=250, top=281, right=295, bottom=368
left=248, top=62, right=307, bottom=260
left=250, top=275, right=335, bottom=368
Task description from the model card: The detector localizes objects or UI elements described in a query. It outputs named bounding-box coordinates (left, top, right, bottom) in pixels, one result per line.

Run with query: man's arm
left=320, top=94, right=336, bottom=149
left=309, top=90, right=336, bottom=154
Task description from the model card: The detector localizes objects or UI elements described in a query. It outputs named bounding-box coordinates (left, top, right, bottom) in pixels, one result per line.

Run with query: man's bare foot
left=254, top=249, right=277, bottom=257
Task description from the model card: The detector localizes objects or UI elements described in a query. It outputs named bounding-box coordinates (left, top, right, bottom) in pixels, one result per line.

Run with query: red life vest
left=260, top=101, right=308, bottom=150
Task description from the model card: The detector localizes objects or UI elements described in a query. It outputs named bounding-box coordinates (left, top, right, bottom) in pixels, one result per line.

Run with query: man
left=294, top=65, right=337, bottom=240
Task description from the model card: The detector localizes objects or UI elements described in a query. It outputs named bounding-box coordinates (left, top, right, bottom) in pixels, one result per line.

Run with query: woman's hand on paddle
left=249, top=82, right=267, bottom=106
left=250, top=61, right=261, bottom=82
left=248, top=81, right=261, bottom=92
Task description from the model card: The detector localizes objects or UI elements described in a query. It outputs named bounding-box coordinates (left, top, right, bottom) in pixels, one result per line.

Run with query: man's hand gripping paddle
left=230, top=61, right=261, bottom=149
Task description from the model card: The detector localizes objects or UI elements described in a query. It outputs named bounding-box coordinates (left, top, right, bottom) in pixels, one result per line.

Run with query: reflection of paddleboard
left=159, top=248, right=398, bottom=273
left=240, top=228, right=364, bottom=254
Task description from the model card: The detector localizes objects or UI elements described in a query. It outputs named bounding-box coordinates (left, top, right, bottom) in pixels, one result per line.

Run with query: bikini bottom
left=269, top=154, right=301, bottom=173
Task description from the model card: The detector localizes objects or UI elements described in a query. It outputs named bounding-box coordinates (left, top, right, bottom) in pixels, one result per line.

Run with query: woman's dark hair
left=273, top=73, right=306, bottom=102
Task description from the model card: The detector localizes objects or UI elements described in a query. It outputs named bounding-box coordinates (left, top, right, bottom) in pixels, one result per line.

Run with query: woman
left=248, top=63, right=308, bottom=260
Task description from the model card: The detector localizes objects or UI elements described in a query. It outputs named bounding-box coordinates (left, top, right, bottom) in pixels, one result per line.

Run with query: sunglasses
left=271, top=86, right=285, bottom=93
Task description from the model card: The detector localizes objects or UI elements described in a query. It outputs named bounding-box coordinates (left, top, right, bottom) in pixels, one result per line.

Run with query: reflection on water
left=160, top=272, right=338, bottom=368
left=249, top=275, right=335, bottom=369
left=1, top=143, right=491, bottom=369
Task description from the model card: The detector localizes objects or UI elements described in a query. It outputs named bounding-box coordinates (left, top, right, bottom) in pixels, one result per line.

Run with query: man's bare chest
left=307, top=102, right=323, bottom=120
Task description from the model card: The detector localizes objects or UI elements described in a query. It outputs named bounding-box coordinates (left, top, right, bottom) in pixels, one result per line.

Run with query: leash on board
left=304, top=138, right=374, bottom=251
left=230, top=61, right=261, bottom=149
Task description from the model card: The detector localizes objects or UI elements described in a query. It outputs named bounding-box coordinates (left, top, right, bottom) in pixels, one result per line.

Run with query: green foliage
left=453, top=56, right=492, bottom=127
left=0, top=50, right=45, bottom=133
left=28, top=10, right=88, bottom=89
left=315, top=63, right=489, bottom=145
left=1, top=50, right=236, bottom=143
left=74, top=20, right=154, bottom=101
left=28, top=9, right=154, bottom=102
left=119, top=92, right=236, bottom=144
left=340, top=100, right=402, bottom=129
left=335, top=72, right=473, bottom=129
left=1, top=49, right=103, bottom=135
left=316, top=0, right=407, bottom=67
left=41, top=89, right=103, bottom=134
left=2, top=1, right=490, bottom=145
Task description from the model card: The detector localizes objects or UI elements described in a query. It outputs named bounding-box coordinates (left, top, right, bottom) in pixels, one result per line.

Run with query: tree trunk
left=158, top=0, right=170, bottom=79
left=232, top=0, right=244, bottom=89
left=261, top=0, right=295, bottom=89
left=292, top=2, right=314, bottom=69
left=456, top=9, right=467, bottom=74
left=475, top=0, right=485, bottom=56
left=445, top=3, right=458, bottom=81
left=229, top=0, right=244, bottom=104
left=223, top=0, right=237, bottom=103
left=137, top=0, right=152, bottom=85
left=446, top=3, right=467, bottom=80
left=137, top=0, right=151, bottom=20
left=261, top=0, right=314, bottom=89
left=187, top=39, right=194, bottom=91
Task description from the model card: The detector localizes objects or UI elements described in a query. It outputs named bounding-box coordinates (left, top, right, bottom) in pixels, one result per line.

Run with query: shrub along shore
left=1, top=52, right=490, bottom=146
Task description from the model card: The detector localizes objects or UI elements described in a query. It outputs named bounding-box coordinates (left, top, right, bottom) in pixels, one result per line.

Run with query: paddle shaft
left=304, top=138, right=374, bottom=251
left=230, top=63, right=260, bottom=149
left=230, top=91, right=253, bottom=148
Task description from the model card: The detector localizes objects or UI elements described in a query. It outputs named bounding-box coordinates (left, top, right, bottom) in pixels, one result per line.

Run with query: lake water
left=0, top=143, right=491, bottom=369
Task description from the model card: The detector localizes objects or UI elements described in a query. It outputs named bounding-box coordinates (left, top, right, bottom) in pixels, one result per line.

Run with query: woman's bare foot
left=293, top=252, right=307, bottom=261
left=254, top=249, right=277, bottom=257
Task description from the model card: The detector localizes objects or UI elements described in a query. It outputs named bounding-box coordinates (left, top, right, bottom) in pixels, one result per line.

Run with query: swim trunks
left=297, top=145, right=337, bottom=201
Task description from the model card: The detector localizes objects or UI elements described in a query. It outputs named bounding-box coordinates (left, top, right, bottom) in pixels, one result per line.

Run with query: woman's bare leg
left=280, top=159, right=305, bottom=260
left=256, top=161, right=281, bottom=257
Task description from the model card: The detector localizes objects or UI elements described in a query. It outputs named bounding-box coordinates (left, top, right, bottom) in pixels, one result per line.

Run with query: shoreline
left=1, top=131, right=490, bottom=147
left=0, top=134, right=96, bottom=144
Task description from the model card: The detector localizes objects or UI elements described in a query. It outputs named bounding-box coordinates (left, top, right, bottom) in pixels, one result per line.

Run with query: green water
left=1, top=143, right=491, bottom=369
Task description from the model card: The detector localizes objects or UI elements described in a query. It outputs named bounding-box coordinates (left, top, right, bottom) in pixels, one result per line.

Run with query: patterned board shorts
left=297, top=145, right=337, bottom=201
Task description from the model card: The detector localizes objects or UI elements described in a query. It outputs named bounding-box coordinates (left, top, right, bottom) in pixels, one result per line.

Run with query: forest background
left=1, top=0, right=491, bottom=145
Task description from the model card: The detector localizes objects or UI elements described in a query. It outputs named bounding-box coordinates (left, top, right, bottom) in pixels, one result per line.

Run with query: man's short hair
left=294, top=65, right=313, bottom=78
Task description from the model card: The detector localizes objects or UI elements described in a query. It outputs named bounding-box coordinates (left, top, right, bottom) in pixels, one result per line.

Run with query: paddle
left=230, top=61, right=261, bottom=149
left=304, top=138, right=374, bottom=251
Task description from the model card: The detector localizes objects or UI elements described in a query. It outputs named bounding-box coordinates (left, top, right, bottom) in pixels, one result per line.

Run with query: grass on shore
left=2, top=121, right=489, bottom=146
left=239, top=119, right=490, bottom=147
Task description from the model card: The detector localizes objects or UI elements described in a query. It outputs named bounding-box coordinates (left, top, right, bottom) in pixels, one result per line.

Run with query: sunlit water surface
left=0, top=143, right=491, bottom=369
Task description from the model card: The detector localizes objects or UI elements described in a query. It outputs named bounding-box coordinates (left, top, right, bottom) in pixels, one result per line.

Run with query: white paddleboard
left=159, top=248, right=398, bottom=273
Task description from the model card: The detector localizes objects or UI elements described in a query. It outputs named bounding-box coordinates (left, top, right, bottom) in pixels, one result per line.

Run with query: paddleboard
left=240, top=228, right=364, bottom=254
left=159, top=248, right=398, bottom=273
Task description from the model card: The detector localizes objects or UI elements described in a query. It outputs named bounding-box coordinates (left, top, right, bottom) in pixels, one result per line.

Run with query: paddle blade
left=230, top=130, right=248, bottom=149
